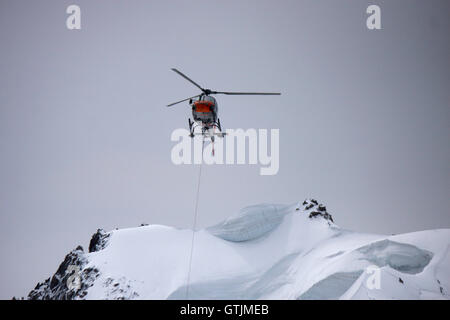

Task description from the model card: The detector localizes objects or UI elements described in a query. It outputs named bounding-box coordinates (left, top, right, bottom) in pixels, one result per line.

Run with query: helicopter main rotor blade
left=167, top=94, right=201, bottom=107
left=171, top=68, right=205, bottom=92
left=212, top=91, right=281, bottom=95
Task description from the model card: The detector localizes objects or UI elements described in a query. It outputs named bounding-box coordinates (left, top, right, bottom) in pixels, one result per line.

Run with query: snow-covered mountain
left=28, top=199, right=450, bottom=300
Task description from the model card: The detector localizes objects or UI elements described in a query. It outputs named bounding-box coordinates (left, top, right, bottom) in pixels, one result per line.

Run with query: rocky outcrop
left=88, top=229, right=110, bottom=253
left=300, top=198, right=334, bottom=223
left=28, top=245, right=100, bottom=300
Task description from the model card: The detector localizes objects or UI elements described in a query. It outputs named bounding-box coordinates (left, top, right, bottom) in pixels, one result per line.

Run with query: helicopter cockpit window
left=203, top=96, right=214, bottom=102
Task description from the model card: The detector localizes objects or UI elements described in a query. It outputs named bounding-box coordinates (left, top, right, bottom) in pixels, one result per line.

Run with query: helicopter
left=167, top=68, right=281, bottom=144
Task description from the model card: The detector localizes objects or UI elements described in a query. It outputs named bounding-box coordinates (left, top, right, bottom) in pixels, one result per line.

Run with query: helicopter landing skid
left=191, top=132, right=227, bottom=137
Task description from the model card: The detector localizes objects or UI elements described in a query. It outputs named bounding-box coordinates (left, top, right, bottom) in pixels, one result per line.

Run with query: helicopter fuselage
left=191, top=95, right=218, bottom=128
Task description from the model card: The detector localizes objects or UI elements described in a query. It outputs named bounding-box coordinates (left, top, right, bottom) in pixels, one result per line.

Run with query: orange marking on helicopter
left=194, top=101, right=214, bottom=112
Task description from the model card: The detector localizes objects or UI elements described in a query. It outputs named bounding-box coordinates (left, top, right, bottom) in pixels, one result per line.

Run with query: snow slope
left=28, top=199, right=450, bottom=300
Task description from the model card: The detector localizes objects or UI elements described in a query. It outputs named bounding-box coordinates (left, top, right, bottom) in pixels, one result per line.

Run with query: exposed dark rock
left=301, top=199, right=334, bottom=223
left=437, top=279, right=444, bottom=294
left=308, top=211, right=334, bottom=222
left=309, top=211, right=321, bottom=218
left=88, top=229, right=110, bottom=253
left=28, top=246, right=100, bottom=300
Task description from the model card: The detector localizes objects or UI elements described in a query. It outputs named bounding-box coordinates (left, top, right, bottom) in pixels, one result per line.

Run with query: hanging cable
left=185, top=136, right=205, bottom=299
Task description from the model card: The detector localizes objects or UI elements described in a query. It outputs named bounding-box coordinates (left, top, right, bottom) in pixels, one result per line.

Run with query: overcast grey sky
left=0, top=0, right=449, bottom=299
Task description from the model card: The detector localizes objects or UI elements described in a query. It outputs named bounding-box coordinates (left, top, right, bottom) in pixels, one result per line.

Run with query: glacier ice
left=298, top=271, right=364, bottom=300
left=207, top=204, right=288, bottom=242
left=356, top=239, right=433, bottom=274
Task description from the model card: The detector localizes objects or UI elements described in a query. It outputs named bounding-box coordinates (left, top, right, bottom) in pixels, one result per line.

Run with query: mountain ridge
left=26, top=199, right=450, bottom=300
